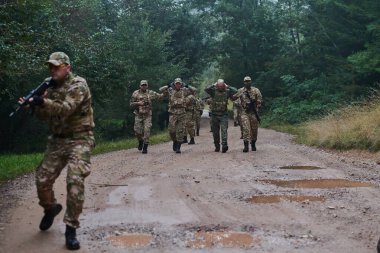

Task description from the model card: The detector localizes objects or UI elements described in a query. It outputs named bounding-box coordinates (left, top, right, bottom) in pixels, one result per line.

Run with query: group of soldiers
left=17, top=51, right=262, bottom=250
left=130, top=76, right=262, bottom=155
left=130, top=78, right=204, bottom=154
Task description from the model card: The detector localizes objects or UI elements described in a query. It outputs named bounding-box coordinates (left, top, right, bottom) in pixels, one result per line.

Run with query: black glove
left=31, top=96, right=44, bottom=106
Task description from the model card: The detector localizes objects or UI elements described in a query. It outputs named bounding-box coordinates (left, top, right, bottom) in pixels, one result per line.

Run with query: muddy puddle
left=107, top=233, right=153, bottom=248
left=246, top=195, right=326, bottom=204
left=186, top=231, right=256, bottom=249
left=263, top=179, right=374, bottom=188
left=279, top=166, right=324, bottom=170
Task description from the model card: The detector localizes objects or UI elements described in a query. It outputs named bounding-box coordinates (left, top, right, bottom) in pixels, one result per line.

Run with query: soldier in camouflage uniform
left=232, top=76, right=262, bottom=152
left=159, top=78, right=190, bottom=153
left=233, top=99, right=243, bottom=139
left=19, top=52, right=94, bottom=250
left=130, top=80, right=163, bottom=154
left=184, top=87, right=198, bottom=144
left=205, top=79, right=237, bottom=153
left=195, top=92, right=204, bottom=136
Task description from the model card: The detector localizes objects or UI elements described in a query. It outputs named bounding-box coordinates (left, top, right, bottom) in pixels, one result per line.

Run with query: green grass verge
left=0, top=132, right=170, bottom=183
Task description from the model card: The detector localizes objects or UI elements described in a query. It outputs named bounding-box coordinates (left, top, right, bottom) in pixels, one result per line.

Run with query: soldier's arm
left=150, top=90, right=164, bottom=101
left=231, top=88, right=242, bottom=101
left=255, top=88, right=263, bottom=108
left=130, top=92, right=138, bottom=107
left=36, top=80, right=88, bottom=119
left=204, top=84, right=215, bottom=97
left=158, top=86, right=170, bottom=96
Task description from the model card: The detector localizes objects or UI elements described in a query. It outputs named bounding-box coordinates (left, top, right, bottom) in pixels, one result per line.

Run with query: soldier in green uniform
left=18, top=52, right=95, bottom=250
left=159, top=78, right=190, bottom=153
left=233, top=76, right=262, bottom=152
left=184, top=87, right=198, bottom=144
left=205, top=79, right=237, bottom=153
left=130, top=80, right=163, bottom=154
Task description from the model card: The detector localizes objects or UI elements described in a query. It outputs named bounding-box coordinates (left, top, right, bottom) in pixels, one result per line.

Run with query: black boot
left=234, top=122, right=238, bottom=127
left=377, top=238, right=380, bottom=253
left=183, top=136, right=188, bottom=143
left=138, top=140, right=143, bottom=151
left=189, top=138, right=195, bottom=145
left=251, top=141, right=256, bottom=151
left=39, top=203, right=62, bottom=231
left=176, top=142, right=182, bottom=153
left=222, top=145, right=228, bottom=153
left=243, top=141, right=249, bottom=152
left=142, top=143, right=148, bottom=154
left=65, top=225, right=80, bottom=250
left=196, top=128, right=200, bottom=136
left=172, top=141, right=177, bottom=151
left=215, top=144, right=220, bottom=152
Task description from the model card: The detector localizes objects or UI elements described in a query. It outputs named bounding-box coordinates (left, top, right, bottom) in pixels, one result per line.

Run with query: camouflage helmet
left=140, top=80, right=148, bottom=86
left=174, top=77, right=182, bottom=84
left=243, top=76, right=252, bottom=82
left=46, top=52, right=70, bottom=66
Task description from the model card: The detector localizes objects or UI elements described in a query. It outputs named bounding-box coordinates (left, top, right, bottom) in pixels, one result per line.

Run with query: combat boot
left=138, top=140, right=143, bottom=151
left=39, top=203, right=62, bottom=231
left=65, top=225, right=80, bottom=250
left=183, top=136, right=188, bottom=143
left=251, top=141, right=256, bottom=151
left=222, top=145, right=228, bottom=153
left=243, top=141, right=249, bottom=152
left=188, top=138, right=195, bottom=145
left=142, top=143, right=148, bottom=154
left=172, top=141, right=177, bottom=151
left=234, top=122, right=238, bottom=127
left=377, top=238, right=380, bottom=253
left=214, top=144, right=220, bottom=152
left=176, top=142, right=182, bottom=153
left=196, top=128, right=200, bottom=136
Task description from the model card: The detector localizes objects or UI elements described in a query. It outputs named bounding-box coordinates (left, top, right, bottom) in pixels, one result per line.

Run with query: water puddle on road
left=246, top=195, right=326, bottom=204
left=280, top=166, right=324, bottom=170
left=186, top=231, right=256, bottom=249
left=107, top=233, right=153, bottom=248
left=263, top=179, right=374, bottom=189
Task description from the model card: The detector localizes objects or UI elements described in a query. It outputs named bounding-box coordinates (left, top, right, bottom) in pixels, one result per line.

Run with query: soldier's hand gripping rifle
left=245, top=91, right=261, bottom=124
left=9, top=78, right=56, bottom=117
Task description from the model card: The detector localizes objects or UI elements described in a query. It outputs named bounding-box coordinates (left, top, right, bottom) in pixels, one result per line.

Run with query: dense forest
left=1, top=0, right=379, bottom=153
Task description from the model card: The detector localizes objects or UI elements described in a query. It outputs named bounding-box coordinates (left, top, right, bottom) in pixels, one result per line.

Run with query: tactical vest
left=211, top=89, right=228, bottom=113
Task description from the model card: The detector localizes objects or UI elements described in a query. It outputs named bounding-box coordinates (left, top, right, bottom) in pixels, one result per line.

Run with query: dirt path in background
left=1, top=114, right=380, bottom=253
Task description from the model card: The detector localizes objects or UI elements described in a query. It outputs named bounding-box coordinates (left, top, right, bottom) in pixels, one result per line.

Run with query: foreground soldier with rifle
left=16, top=52, right=95, bottom=250
left=232, top=76, right=262, bottom=152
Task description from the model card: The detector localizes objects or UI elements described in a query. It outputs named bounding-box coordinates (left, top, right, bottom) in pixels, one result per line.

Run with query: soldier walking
left=130, top=80, right=163, bottom=154
left=232, top=76, right=262, bottom=152
left=205, top=79, right=237, bottom=153
left=18, top=52, right=95, bottom=250
left=184, top=87, right=198, bottom=144
left=159, top=78, right=190, bottom=153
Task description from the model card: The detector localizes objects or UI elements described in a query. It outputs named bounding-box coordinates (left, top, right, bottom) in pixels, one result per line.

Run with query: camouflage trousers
left=241, top=111, right=259, bottom=142
left=168, top=113, right=185, bottom=142
left=185, top=111, right=196, bottom=138
left=211, top=113, right=228, bottom=146
left=134, top=113, right=152, bottom=143
left=36, top=133, right=95, bottom=228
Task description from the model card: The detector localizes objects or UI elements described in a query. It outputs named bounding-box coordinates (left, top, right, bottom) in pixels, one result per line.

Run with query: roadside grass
left=269, top=95, right=380, bottom=152
left=0, top=132, right=170, bottom=183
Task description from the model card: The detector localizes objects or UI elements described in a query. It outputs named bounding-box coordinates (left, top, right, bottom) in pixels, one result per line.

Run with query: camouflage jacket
left=185, top=94, right=197, bottom=112
left=129, top=89, right=163, bottom=116
left=35, top=72, right=94, bottom=135
left=159, top=86, right=191, bottom=114
left=233, top=87, right=262, bottom=112
left=205, top=84, right=237, bottom=114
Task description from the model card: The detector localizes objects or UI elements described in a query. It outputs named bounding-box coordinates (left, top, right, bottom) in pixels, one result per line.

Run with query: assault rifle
left=9, top=78, right=55, bottom=117
left=245, top=91, right=261, bottom=124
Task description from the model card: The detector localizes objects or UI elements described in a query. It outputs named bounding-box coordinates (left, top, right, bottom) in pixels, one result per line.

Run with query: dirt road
left=1, top=117, right=380, bottom=253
